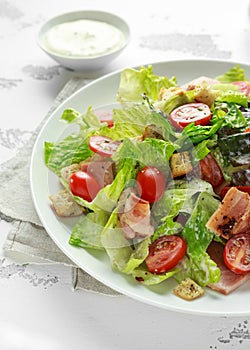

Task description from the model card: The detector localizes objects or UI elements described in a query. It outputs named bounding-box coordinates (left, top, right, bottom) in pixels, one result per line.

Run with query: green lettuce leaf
left=101, top=210, right=151, bottom=273
left=182, top=192, right=219, bottom=254
left=116, top=65, right=177, bottom=102
left=131, top=264, right=178, bottom=285
left=95, top=103, right=177, bottom=141
left=191, top=137, right=218, bottom=163
left=176, top=120, right=223, bottom=146
left=212, top=101, right=247, bottom=129
left=215, top=91, right=248, bottom=108
left=44, top=135, right=93, bottom=175
left=176, top=192, right=221, bottom=286
left=112, top=137, right=176, bottom=176
left=73, top=158, right=137, bottom=213
left=61, top=106, right=101, bottom=130
left=175, top=253, right=220, bottom=287
left=151, top=179, right=216, bottom=239
left=216, top=65, right=247, bottom=83
left=69, top=211, right=108, bottom=250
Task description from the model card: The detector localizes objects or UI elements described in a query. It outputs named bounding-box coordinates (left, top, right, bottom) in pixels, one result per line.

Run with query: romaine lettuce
left=116, top=65, right=177, bottom=102
left=69, top=211, right=108, bottom=250
left=73, top=158, right=137, bottom=213
left=101, top=209, right=151, bottom=273
left=216, top=65, right=247, bottom=83
left=151, top=179, right=216, bottom=239
left=44, top=135, right=93, bottom=175
left=112, top=137, right=177, bottom=176
left=175, top=192, right=221, bottom=286
left=95, top=103, right=177, bottom=141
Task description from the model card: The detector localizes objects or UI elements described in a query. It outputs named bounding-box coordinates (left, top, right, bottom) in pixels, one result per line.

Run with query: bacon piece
left=118, top=188, right=154, bottom=240
left=81, top=158, right=114, bottom=188
left=206, top=187, right=250, bottom=239
left=207, top=241, right=250, bottom=295
left=60, top=155, right=114, bottom=189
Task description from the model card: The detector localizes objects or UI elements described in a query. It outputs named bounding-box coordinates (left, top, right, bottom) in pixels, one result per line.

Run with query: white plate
left=30, top=59, right=250, bottom=316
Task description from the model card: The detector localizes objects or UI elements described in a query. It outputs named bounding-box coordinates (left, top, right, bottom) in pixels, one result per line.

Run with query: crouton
left=170, top=152, right=193, bottom=178
left=142, top=124, right=163, bottom=140
left=49, top=189, right=84, bottom=217
left=173, top=278, right=204, bottom=301
left=194, top=81, right=220, bottom=107
left=158, top=86, right=186, bottom=101
left=61, top=163, right=81, bottom=181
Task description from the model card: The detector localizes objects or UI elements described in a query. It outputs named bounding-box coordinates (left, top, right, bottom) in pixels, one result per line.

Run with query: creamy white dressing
left=42, top=19, right=126, bottom=58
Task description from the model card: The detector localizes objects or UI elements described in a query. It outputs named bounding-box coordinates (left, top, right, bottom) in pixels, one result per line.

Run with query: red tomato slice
left=221, top=186, right=250, bottom=198
left=88, top=135, right=120, bottom=157
left=136, top=166, right=166, bottom=203
left=145, top=235, right=187, bottom=274
left=199, top=153, right=224, bottom=188
left=224, top=233, right=250, bottom=274
left=232, top=81, right=250, bottom=96
left=170, top=103, right=212, bottom=129
left=244, top=127, right=250, bottom=133
left=69, top=171, right=101, bottom=202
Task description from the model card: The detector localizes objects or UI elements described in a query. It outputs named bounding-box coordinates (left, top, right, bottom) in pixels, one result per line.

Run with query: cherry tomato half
left=232, top=81, right=250, bottom=96
left=170, top=103, right=212, bottom=129
left=88, top=135, right=120, bottom=157
left=223, top=233, right=250, bottom=274
left=199, top=153, right=224, bottom=188
left=145, top=235, right=187, bottom=274
left=69, top=171, right=101, bottom=202
left=136, top=166, right=166, bottom=203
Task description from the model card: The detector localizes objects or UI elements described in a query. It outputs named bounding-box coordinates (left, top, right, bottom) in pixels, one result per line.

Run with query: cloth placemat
left=0, top=77, right=120, bottom=296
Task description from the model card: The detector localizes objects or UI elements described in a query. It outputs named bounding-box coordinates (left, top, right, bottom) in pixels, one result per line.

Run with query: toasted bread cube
left=170, top=152, right=193, bottom=178
left=60, top=163, right=81, bottom=181
left=194, top=82, right=220, bottom=107
left=173, top=278, right=204, bottom=301
left=49, top=189, right=84, bottom=217
left=142, top=124, right=163, bottom=140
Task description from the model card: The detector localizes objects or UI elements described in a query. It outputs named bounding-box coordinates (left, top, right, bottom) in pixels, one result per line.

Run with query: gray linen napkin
left=0, top=77, right=120, bottom=296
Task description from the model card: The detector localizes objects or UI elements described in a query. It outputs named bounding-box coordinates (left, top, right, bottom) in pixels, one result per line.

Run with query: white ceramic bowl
left=38, top=10, right=130, bottom=71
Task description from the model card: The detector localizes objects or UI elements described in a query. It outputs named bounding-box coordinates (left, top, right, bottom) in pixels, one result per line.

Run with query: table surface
left=1, top=1, right=250, bottom=349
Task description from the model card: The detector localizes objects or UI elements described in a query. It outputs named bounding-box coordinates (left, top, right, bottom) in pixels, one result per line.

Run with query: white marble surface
left=1, top=0, right=250, bottom=349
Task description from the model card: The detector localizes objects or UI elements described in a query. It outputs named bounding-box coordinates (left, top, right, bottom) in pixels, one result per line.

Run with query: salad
left=45, top=64, right=250, bottom=300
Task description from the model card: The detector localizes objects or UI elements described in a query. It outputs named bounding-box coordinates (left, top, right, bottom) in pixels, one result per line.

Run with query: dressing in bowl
left=38, top=10, right=130, bottom=71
